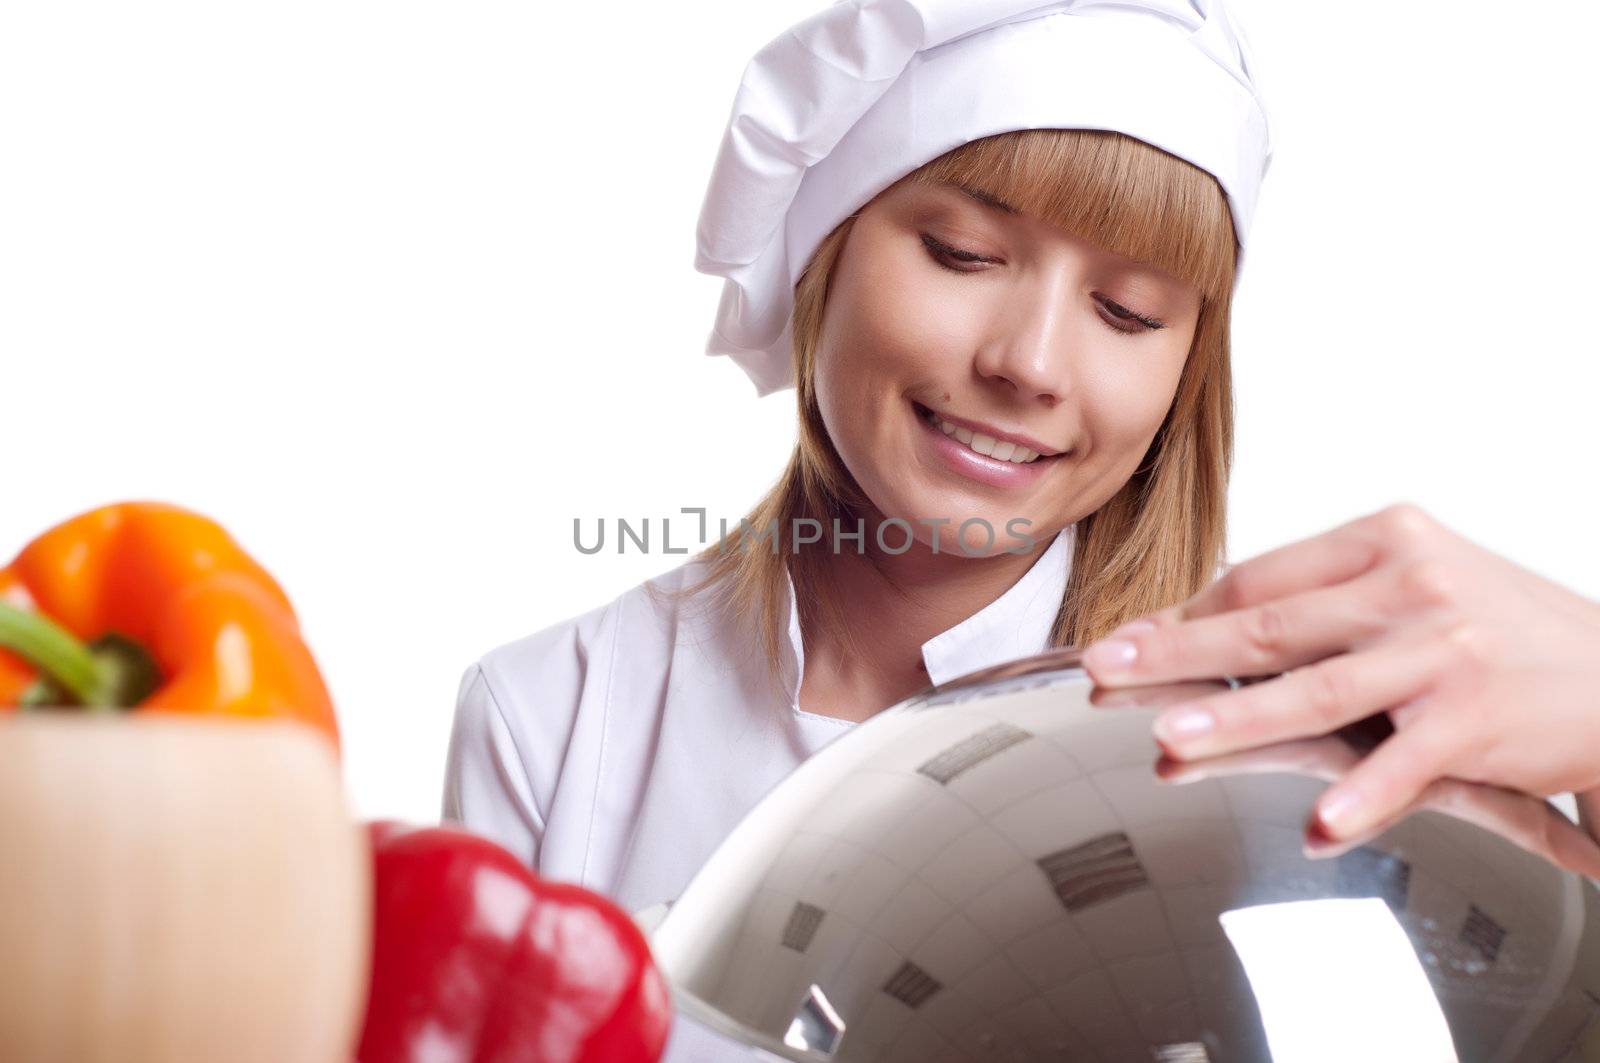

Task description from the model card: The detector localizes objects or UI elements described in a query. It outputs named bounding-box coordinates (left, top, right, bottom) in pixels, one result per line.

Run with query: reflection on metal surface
left=882, top=961, right=942, bottom=1009
left=918, top=723, right=1032, bottom=785
left=1220, top=898, right=1455, bottom=1060
left=1039, top=831, right=1149, bottom=912
left=785, top=983, right=846, bottom=1057
left=650, top=653, right=1600, bottom=1061
left=1153, top=1044, right=1211, bottom=1062
left=783, top=902, right=826, bottom=953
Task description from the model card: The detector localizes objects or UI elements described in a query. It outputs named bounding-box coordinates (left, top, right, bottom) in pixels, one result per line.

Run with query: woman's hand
left=1080, top=503, right=1600, bottom=852
left=1153, top=732, right=1600, bottom=879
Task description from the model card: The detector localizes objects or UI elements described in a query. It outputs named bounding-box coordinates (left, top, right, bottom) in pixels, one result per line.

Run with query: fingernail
left=1152, top=705, right=1214, bottom=747
left=1302, top=837, right=1338, bottom=860
left=1085, top=639, right=1137, bottom=676
left=1316, top=787, right=1362, bottom=834
left=1303, top=818, right=1348, bottom=860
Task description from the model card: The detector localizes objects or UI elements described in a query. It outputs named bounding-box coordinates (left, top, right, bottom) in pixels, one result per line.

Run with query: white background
left=4, top=2, right=1597, bottom=824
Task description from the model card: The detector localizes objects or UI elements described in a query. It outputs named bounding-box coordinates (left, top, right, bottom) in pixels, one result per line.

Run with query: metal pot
left=650, top=649, right=1600, bottom=1062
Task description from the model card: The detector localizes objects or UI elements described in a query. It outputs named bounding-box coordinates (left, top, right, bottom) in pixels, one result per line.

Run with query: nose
left=971, top=273, right=1080, bottom=408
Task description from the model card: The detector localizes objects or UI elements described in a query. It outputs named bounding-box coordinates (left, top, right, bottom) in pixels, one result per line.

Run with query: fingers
left=1156, top=734, right=1359, bottom=785
left=1177, top=517, right=1389, bottom=622
left=1310, top=716, right=1461, bottom=843
left=1425, top=780, right=1600, bottom=880
left=1154, top=719, right=1600, bottom=879
left=1086, top=567, right=1399, bottom=686
left=1087, top=680, right=1221, bottom=712
left=1084, top=504, right=1446, bottom=685
left=1159, top=504, right=1435, bottom=625
left=1314, top=779, right=1600, bottom=880
left=1146, top=634, right=1443, bottom=760
left=1546, top=809, right=1600, bottom=880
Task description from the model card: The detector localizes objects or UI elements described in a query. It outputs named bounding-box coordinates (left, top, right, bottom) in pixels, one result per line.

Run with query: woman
left=443, top=0, right=1266, bottom=922
left=443, top=0, right=1600, bottom=1037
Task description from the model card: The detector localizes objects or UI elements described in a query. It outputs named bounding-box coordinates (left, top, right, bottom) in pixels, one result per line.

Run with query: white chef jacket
left=440, top=524, right=1076, bottom=1061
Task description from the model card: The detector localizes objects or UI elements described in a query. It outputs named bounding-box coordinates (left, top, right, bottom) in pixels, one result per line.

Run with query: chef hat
left=693, top=0, right=1274, bottom=397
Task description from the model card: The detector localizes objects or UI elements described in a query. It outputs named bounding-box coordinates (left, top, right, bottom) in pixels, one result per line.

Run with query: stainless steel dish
left=649, top=649, right=1600, bottom=1062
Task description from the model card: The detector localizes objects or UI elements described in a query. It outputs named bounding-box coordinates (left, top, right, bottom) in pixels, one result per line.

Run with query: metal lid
left=651, top=649, right=1600, bottom=1061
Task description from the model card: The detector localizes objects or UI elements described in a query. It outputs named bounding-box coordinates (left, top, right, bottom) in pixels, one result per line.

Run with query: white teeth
left=929, top=410, right=1043, bottom=463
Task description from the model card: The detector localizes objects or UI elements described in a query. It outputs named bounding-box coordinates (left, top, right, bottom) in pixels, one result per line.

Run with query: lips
left=912, top=399, right=1064, bottom=490
left=912, top=401, right=1066, bottom=464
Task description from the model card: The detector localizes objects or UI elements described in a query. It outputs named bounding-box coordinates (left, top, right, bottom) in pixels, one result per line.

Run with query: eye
left=920, top=233, right=996, bottom=273
left=922, top=232, right=1170, bottom=335
left=1096, top=295, right=1167, bottom=335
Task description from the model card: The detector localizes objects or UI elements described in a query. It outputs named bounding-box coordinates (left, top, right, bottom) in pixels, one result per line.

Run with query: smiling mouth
left=912, top=402, right=1064, bottom=465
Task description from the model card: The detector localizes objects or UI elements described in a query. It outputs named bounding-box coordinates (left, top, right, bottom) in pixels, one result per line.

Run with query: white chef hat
left=693, top=0, right=1274, bottom=397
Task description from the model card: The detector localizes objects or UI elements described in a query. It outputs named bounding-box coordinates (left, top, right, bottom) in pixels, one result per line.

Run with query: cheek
left=1079, top=336, right=1191, bottom=453
left=816, top=255, right=976, bottom=422
left=831, top=247, right=982, bottom=382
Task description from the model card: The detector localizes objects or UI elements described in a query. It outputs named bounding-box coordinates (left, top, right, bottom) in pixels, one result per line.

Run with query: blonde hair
left=656, top=128, right=1238, bottom=701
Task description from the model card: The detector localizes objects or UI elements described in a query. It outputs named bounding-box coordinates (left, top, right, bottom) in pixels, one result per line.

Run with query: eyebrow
left=939, top=179, right=1023, bottom=217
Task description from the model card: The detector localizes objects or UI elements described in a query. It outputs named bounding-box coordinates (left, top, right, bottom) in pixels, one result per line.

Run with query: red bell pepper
left=357, top=821, right=674, bottom=1063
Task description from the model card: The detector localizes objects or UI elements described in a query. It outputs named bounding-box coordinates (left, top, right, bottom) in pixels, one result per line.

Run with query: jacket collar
left=778, top=524, right=1076, bottom=711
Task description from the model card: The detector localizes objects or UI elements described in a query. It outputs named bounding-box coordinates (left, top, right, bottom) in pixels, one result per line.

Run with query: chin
left=877, top=496, right=1035, bottom=558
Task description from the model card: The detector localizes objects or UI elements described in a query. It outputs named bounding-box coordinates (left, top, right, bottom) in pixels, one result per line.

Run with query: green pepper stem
left=0, top=601, right=102, bottom=706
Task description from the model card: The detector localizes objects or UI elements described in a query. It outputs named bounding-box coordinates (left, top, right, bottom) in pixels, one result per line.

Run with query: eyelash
left=919, top=233, right=1167, bottom=334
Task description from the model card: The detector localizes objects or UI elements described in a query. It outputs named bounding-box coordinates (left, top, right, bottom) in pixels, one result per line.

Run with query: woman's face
left=813, top=175, right=1204, bottom=557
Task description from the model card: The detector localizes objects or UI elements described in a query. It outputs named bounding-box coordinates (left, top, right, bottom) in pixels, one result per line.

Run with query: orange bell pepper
left=0, top=501, right=339, bottom=749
